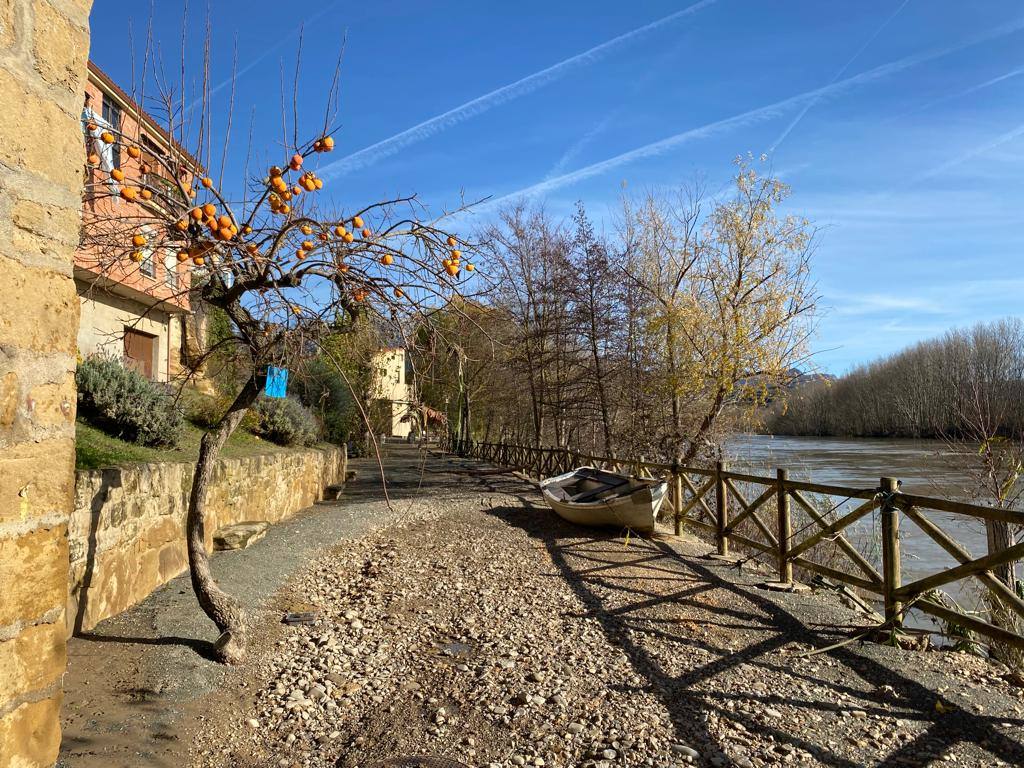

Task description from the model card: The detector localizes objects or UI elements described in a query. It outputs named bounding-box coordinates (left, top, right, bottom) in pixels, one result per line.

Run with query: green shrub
left=249, top=396, right=319, bottom=447
left=76, top=355, right=184, bottom=447
left=293, top=358, right=361, bottom=444
left=179, top=387, right=229, bottom=428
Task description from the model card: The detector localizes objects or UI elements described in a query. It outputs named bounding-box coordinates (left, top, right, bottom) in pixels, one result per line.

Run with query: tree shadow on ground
left=480, top=481, right=1024, bottom=768
left=74, top=631, right=217, bottom=660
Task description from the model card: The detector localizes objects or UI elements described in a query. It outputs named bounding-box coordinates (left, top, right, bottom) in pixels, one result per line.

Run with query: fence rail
left=442, top=436, right=1024, bottom=651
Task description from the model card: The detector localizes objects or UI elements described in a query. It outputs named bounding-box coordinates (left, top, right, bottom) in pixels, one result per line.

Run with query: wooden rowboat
left=540, top=467, right=668, bottom=533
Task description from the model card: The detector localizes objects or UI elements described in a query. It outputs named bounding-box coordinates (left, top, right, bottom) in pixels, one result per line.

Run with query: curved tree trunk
left=186, top=375, right=260, bottom=664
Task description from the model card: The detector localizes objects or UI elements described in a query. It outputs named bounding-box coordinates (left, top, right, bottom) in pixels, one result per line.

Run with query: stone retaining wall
left=68, top=445, right=346, bottom=633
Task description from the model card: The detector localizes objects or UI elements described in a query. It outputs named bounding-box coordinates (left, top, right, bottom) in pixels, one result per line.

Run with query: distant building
left=370, top=348, right=415, bottom=438
left=76, top=61, right=202, bottom=382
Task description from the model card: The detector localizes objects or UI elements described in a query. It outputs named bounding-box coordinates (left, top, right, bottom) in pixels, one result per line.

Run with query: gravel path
left=189, top=448, right=1024, bottom=768
left=59, top=444, right=426, bottom=767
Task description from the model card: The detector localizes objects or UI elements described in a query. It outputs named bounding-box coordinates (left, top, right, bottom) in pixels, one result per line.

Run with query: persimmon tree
left=79, top=44, right=478, bottom=663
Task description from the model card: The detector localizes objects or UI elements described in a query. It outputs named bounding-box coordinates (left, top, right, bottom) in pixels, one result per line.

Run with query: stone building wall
left=68, top=445, right=347, bottom=633
left=0, top=1, right=92, bottom=766
left=76, top=286, right=181, bottom=382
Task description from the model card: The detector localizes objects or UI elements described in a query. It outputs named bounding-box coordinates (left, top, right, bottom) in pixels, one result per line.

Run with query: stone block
left=0, top=254, right=78, bottom=353
left=11, top=199, right=78, bottom=245
left=0, top=695, right=62, bottom=768
left=0, top=621, right=65, bottom=710
left=0, top=0, right=19, bottom=51
left=0, top=438, right=75, bottom=528
left=0, top=525, right=67, bottom=628
left=10, top=198, right=81, bottom=270
left=26, top=377, right=74, bottom=427
left=0, top=68, right=82, bottom=188
left=214, top=521, right=270, bottom=551
left=31, top=0, right=89, bottom=95
left=156, top=540, right=187, bottom=582
left=0, top=370, right=17, bottom=426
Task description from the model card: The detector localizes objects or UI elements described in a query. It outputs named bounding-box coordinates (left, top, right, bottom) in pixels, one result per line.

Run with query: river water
left=723, top=434, right=1004, bottom=622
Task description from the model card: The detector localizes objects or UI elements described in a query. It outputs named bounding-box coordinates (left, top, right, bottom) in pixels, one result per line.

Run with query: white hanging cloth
left=82, top=106, right=119, bottom=195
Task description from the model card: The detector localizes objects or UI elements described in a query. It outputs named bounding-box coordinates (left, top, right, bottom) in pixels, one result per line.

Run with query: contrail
left=478, top=17, right=1024, bottom=210
left=542, top=40, right=688, bottom=181
left=889, top=64, right=1024, bottom=121
left=911, top=120, right=1024, bottom=183
left=320, top=0, right=722, bottom=179
left=545, top=113, right=617, bottom=181
left=770, top=0, right=911, bottom=153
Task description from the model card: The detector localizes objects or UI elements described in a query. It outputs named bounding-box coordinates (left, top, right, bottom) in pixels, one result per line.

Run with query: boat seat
left=570, top=478, right=631, bottom=503
left=545, top=485, right=572, bottom=502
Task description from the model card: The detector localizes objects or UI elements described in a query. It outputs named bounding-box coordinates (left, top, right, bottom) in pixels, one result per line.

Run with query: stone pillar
left=0, top=1, right=92, bottom=766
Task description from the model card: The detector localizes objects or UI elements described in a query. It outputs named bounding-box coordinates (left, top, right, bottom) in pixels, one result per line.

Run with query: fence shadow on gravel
left=452, top=438, right=1024, bottom=656
left=479, top=490, right=1024, bottom=768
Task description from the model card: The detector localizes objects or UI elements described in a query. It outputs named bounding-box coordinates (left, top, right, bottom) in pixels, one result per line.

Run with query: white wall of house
left=76, top=286, right=182, bottom=382
left=371, top=348, right=413, bottom=437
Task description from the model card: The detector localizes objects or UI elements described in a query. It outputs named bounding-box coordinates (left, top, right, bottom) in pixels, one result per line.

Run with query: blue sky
left=89, top=1, right=1024, bottom=374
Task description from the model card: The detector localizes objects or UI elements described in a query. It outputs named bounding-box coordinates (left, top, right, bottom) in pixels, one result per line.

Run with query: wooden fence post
left=716, top=461, right=729, bottom=557
left=777, top=468, right=792, bottom=584
left=673, top=468, right=684, bottom=537
left=880, top=476, right=902, bottom=627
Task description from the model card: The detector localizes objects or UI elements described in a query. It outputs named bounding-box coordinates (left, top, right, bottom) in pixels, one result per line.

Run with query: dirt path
left=61, top=446, right=1024, bottom=768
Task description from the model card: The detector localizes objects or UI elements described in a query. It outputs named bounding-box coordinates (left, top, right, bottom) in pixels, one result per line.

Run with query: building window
left=138, top=225, right=157, bottom=279
left=164, top=250, right=178, bottom=290
left=101, top=98, right=122, bottom=170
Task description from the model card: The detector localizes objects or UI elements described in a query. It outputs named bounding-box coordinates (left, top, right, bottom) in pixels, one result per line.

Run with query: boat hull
left=540, top=468, right=667, bottom=533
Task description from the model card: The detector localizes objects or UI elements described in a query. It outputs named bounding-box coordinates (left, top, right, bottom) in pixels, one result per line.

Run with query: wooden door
left=123, top=328, right=156, bottom=379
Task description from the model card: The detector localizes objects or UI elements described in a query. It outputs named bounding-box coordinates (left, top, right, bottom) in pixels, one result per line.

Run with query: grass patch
left=75, top=420, right=301, bottom=470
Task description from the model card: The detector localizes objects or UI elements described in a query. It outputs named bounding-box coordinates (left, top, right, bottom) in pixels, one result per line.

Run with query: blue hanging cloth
left=264, top=366, right=289, bottom=398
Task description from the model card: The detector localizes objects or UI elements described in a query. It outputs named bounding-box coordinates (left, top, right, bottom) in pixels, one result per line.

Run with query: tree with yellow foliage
left=621, top=156, right=818, bottom=462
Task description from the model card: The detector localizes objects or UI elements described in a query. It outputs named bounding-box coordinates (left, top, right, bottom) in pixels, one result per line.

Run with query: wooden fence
left=442, top=437, right=1024, bottom=651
